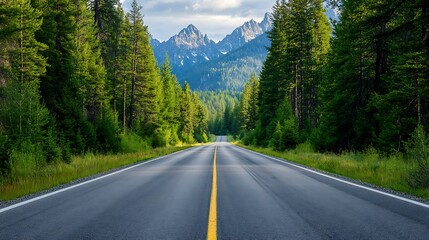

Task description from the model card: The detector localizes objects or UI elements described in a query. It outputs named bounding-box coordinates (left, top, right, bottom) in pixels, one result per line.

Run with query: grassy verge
left=235, top=142, right=429, bottom=200
left=227, top=135, right=237, bottom=142
left=0, top=145, right=192, bottom=201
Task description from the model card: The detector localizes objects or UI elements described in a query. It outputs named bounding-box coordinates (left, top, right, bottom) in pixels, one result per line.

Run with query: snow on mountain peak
left=172, top=24, right=213, bottom=49
left=217, top=13, right=272, bottom=53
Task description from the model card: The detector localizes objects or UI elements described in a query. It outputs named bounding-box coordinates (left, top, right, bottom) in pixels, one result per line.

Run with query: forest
left=220, top=0, right=429, bottom=189
left=0, top=0, right=209, bottom=180
left=1, top=0, right=429, bottom=198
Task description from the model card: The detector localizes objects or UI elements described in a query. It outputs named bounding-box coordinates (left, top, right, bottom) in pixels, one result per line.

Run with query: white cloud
left=192, top=0, right=242, bottom=11
left=122, top=0, right=276, bottom=42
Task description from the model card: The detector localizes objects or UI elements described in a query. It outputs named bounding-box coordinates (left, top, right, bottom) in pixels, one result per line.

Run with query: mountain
left=152, top=13, right=272, bottom=86
left=153, top=24, right=219, bottom=73
left=217, top=13, right=271, bottom=54
left=177, top=34, right=270, bottom=91
left=150, top=38, right=161, bottom=48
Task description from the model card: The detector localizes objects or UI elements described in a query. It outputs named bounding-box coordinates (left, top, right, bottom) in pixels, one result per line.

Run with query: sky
left=121, top=0, right=277, bottom=42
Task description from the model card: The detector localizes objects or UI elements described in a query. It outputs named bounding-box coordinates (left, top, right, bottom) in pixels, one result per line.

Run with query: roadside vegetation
left=0, top=0, right=211, bottom=200
left=236, top=141, right=429, bottom=200
left=0, top=134, right=202, bottom=201
left=214, top=0, right=429, bottom=199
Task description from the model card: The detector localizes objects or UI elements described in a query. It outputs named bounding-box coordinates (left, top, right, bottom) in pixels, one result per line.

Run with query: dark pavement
left=1, top=136, right=428, bottom=239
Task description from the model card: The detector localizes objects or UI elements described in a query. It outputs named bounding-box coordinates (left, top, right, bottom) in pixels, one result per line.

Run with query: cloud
left=122, top=0, right=276, bottom=42
left=192, top=0, right=242, bottom=11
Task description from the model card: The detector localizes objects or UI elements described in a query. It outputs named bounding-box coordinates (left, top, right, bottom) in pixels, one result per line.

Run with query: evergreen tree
left=258, top=0, right=330, bottom=146
left=160, top=55, right=178, bottom=127
left=0, top=0, right=61, bottom=171
left=180, top=82, right=195, bottom=143
left=316, top=0, right=429, bottom=152
left=194, top=98, right=209, bottom=143
left=89, top=0, right=123, bottom=113
left=74, top=0, right=107, bottom=121
left=127, top=0, right=162, bottom=139
left=239, top=74, right=260, bottom=131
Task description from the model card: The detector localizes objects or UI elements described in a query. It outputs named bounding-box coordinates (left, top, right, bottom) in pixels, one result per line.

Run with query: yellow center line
left=207, top=145, right=218, bottom=240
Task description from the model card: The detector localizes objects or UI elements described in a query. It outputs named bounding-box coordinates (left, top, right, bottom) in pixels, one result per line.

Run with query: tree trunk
left=93, top=0, right=102, bottom=38
left=128, top=38, right=137, bottom=129
left=123, top=77, right=127, bottom=134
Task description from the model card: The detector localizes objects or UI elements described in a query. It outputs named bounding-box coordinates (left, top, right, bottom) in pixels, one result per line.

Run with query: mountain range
left=151, top=8, right=338, bottom=91
left=151, top=13, right=272, bottom=91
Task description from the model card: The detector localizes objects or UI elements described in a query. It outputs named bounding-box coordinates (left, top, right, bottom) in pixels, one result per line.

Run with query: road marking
left=207, top=145, right=218, bottom=240
left=0, top=146, right=203, bottom=214
left=235, top=145, right=429, bottom=209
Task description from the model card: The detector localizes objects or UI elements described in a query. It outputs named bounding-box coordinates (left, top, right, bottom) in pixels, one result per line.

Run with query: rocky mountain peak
left=217, top=13, right=272, bottom=53
left=172, top=24, right=213, bottom=49
left=260, top=13, right=272, bottom=32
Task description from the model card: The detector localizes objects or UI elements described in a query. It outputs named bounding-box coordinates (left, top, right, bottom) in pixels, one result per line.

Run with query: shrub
left=152, top=128, right=168, bottom=148
left=120, top=133, right=150, bottom=153
left=95, top=110, right=121, bottom=153
left=406, top=125, right=429, bottom=188
left=0, top=133, right=9, bottom=176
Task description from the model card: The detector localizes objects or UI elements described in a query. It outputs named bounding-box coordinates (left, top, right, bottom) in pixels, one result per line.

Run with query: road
left=0, top=136, right=428, bottom=239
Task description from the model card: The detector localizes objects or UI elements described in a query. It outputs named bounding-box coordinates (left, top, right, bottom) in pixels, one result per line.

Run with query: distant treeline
left=0, top=0, right=208, bottom=177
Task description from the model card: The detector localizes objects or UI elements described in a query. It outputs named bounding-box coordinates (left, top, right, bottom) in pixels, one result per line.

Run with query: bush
left=9, top=141, right=45, bottom=179
left=95, top=110, right=121, bottom=153
left=170, top=129, right=180, bottom=145
left=195, top=132, right=209, bottom=143
left=120, top=133, right=150, bottom=153
left=42, top=128, right=62, bottom=163
left=406, top=125, right=429, bottom=188
left=0, top=133, right=9, bottom=176
left=152, top=128, right=168, bottom=148
left=270, top=122, right=285, bottom=151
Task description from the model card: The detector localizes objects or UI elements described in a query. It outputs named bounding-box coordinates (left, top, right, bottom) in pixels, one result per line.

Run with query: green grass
left=227, top=135, right=237, bottom=142
left=208, top=134, right=217, bottom=142
left=236, top=142, right=429, bottom=200
left=0, top=145, right=192, bottom=201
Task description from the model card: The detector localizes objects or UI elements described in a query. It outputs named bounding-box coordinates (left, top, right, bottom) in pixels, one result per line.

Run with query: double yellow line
left=207, top=145, right=218, bottom=240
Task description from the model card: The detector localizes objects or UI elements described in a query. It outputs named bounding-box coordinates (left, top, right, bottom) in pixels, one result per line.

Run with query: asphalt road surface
left=1, top=136, right=428, bottom=239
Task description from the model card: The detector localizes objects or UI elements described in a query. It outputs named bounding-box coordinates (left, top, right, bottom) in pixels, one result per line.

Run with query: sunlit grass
left=0, top=146, right=191, bottom=201
left=236, top=142, right=429, bottom=200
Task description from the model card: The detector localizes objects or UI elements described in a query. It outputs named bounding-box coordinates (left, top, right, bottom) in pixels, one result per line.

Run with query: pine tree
left=127, top=0, right=162, bottom=138
left=258, top=0, right=330, bottom=146
left=36, top=0, right=100, bottom=155
left=0, top=0, right=61, bottom=169
left=160, top=55, right=178, bottom=126
left=116, top=14, right=133, bottom=132
left=316, top=0, right=429, bottom=152
left=180, top=82, right=195, bottom=143
left=74, top=0, right=107, bottom=121
left=89, top=0, right=123, bottom=113
left=239, top=74, right=260, bottom=131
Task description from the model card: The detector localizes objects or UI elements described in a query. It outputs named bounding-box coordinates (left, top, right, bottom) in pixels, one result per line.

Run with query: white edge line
left=235, top=144, right=429, bottom=209
left=0, top=146, right=205, bottom=214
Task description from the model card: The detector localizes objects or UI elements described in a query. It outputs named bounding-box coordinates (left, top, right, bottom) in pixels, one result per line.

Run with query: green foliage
left=269, top=97, right=299, bottom=151
left=406, top=125, right=429, bottom=188
left=270, top=122, right=285, bottom=151
left=152, top=128, right=168, bottom=148
left=0, top=0, right=209, bottom=183
left=257, top=0, right=330, bottom=145
left=119, top=133, right=150, bottom=153
left=198, top=90, right=240, bottom=135
left=95, top=109, right=121, bottom=153
left=0, top=145, right=190, bottom=201
left=0, top=133, right=9, bottom=176
left=179, top=82, right=195, bottom=143
left=237, top=143, right=428, bottom=199
left=239, top=74, right=259, bottom=131
left=316, top=0, right=429, bottom=153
